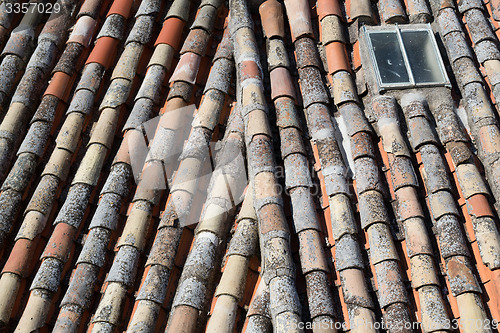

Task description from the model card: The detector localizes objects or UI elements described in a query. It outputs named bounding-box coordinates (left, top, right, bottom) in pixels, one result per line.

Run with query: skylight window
left=363, top=25, right=449, bottom=91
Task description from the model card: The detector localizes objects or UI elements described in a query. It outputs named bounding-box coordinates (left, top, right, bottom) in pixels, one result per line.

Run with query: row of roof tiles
left=0, top=0, right=499, bottom=331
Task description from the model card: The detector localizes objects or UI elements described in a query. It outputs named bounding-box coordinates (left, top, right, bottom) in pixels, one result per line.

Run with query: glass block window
left=364, top=25, right=449, bottom=90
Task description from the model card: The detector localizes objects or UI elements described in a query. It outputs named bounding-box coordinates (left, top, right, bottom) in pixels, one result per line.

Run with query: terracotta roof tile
left=325, top=42, right=351, bottom=75
left=180, top=28, right=211, bottom=56
left=107, top=0, right=134, bottom=18
left=284, top=0, right=314, bottom=40
left=317, top=0, right=343, bottom=20
left=85, top=36, right=120, bottom=68
left=259, top=0, right=285, bottom=39
left=155, top=17, right=186, bottom=50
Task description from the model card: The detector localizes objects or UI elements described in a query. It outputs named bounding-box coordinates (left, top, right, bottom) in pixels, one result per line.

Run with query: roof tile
left=446, top=255, right=482, bottom=295
left=60, top=263, right=99, bottom=309
left=266, top=39, right=290, bottom=71
left=155, top=17, right=186, bottom=49
left=334, top=234, right=364, bottom=270
left=407, top=0, right=431, bottom=22
left=378, top=0, right=407, bottom=23
left=472, top=217, right=500, bottom=268
left=321, top=14, right=346, bottom=45
left=349, top=0, right=374, bottom=23
left=297, top=229, right=329, bottom=273
left=351, top=131, right=375, bottom=160
left=15, top=210, right=47, bottom=241
left=25, top=175, right=60, bottom=215
left=358, top=190, right=390, bottom=229
left=127, top=15, right=156, bottom=44
left=368, top=223, right=399, bottom=264
left=418, top=285, right=450, bottom=331
left=389, top=155, right=419, bottom=190
left=403, top=217, right=434, bottom=257
left=354, top=157, right=384, bottom=194
left=428, top=190, right=459, bottom=219
left=331, top=71, right=358, bottom=105
left=456, top=163, right=490, bottom=197
left=295, top=37, right=322, bottom=69
left=305, top=270, right=337, bottom=317
left=259, top=0, right=285, bottom=39
left=325, top=42, right=350, bottom=75
left=77, top=227, right=110, bottom=267
left=270, top=67, right=296, bottom=100
left=284, top=0, right=314, bottom=40
left=435, top=215, right=470, bottom=258
left=298, top=67, right=330, bottom=108
left=30, top=257, right=64, bottom=293
left=78, top=0, right=103, bottom=19
left=180, top=28, right=211, bottom=55
left=475, top=39, right=500, bottom=63
left=97, top=14, right=126, bottom=40
left=284, top=153, right=313, bottom=189
left=374, top=259, right=408, bottom=307
left=1, top=238, right=33, bottom=276
left=465, top=9, right=497, bottom=44
left=409, top=254, right=440, bottom=289
left=191, top=4, right=218, bottom=33
left=467, top=193, right=495, bottom=217
left=45, top=71, right=72, bottom=101
left=107, top=0, right=134, bottom=18
left=419, top=145, right=452, bottom=193
left=317, top=0, right=343, bottom=20
left=289, top=187, right=321, bottom=232
left=457, top=0, right=484, bottom=13
left=85, top=36, right=119, bottom=68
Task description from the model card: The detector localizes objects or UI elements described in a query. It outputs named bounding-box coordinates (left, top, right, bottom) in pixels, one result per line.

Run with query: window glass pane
left=369, top=32, right=410, bottom=85
left=401, top=30, right=445, bottom=84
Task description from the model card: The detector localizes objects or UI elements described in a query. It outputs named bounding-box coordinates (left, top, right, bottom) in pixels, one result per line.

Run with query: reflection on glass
left=369, top=32, right=410, bottom=85
left=401, top=30, right=445, bottom=84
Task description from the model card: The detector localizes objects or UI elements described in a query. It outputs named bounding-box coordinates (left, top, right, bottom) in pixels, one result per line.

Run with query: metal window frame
left=363, top=24, right=450, bottom=91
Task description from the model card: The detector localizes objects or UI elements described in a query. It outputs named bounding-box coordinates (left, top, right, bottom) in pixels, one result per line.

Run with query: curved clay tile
left=317, top=0, right=344, bottom=21
left=169, top=52, right=202, bottom=84
left=155, top=17, right=186, bottom=50
left=325, top=42, right=351, bottom=74
left=107, top=0, right=135, bottom=18
left=259, top=0, right=285, bottom=39
left=78, top=0, right=106, bottom=19
left=348, top=0, right=374, bottom=23
left=283, top=0, right=313, bottom=41
left=378, top=0, right=408, bottom=23
left=406, top=0, right=431, bottom=22
left=0, top=2, right=19, bottom=52
left=244, top=279, right=273, bottom=332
